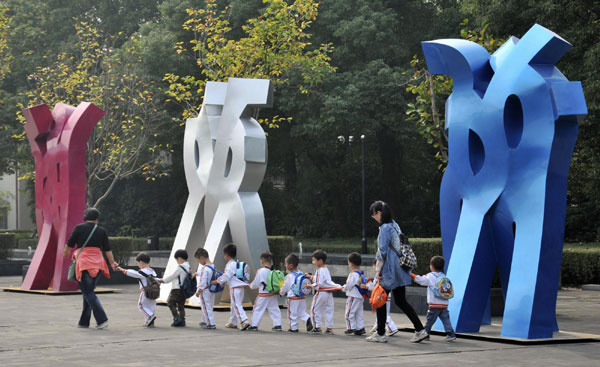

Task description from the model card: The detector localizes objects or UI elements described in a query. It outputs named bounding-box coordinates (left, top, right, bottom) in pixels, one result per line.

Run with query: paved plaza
left=0, top=275, right=599, bottom=367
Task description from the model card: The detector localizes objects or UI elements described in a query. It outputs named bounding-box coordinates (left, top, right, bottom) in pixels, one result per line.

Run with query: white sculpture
left=160, top=78, right=273, bottom=303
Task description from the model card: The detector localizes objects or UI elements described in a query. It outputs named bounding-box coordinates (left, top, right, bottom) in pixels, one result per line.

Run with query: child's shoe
left=370, top=326, right=377, bottom=333
left=224, top=323, right=238, bottom=329
left=306, top=318, right=313, bottom=332
left=146, top=315, right=156, bottom=327
left=199, top=321, right=207, bottom=327
left=288, top=329, right=299, bottom=333
left=366, top=333, right=387, bottom=343
left=240, top=321, right=251, bottom=331
left=344, top=329, right=355, bottom=335
left=203, top=324, right=216, bottom=329
left=387, top=329, right=399, bottom=336
left=444, top=334, right=457, bottom=342
left=309, top=327, right=322, bottom=334
left=272, top=325, right=283, bottom=332
left=410, top=329, right=428, bottom=343
left=325, top=328, right=334, bottom=335
left=354, top=328, right=366, bottom=336
left=95, top=320, right=109, bottom=330
left=247, top=326, right=259, bottom=331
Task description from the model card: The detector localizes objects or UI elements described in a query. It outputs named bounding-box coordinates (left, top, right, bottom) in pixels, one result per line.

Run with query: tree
left=163, top=0, right=335, bottom=125
left=16, top=21, right=169, bottom=208
left=0, top=6, right=11, bottom=83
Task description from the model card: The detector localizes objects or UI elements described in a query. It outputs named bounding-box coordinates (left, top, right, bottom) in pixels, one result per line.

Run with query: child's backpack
left=205, top=265, right=224, bottom=293
left=138, top=270, right=160, bottom=300
left=178, top=265, right=197, bottom=299
left=433, top=273, right=454, bottom=299
left=369, top=282, right=388, bottom=311
left=235, top=260, right=249, bottom=282
left=353, top=270, right=370, bottom=298
left=291, top=271, right=311, bottom=297
left=265, top=268, right=285, bottom=293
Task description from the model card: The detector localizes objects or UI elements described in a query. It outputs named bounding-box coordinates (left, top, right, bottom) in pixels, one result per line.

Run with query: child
left=211, top=243, right=251, bottom=330
left=159, top=249, right=191, bottom=327
left=307, top=250, right=341, bottom=335
left=342, top=252, right=366, bottom=336
left=279, top=254, right=313, bottom=332
left=116, top=252, right=157, bottom=327
left=411, top=255, right=456, bottom=342
left=194, top=248, right=217, bottom=329
left=247, top=251, right=283, bottom=331
left=366, top=262, right=399, bottom=336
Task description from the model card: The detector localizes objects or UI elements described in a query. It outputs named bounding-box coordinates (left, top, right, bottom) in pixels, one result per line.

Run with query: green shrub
left=268, top=236, right=294, bottom=269
left=561, top=246, right=600, bottom=285
left=410, top=238, right=443, bottom=275
left=0, top=233, right=15, bottom=259
left=110, top=237, right=133, bottom=265
left=17, top=238, right=39, bottom=249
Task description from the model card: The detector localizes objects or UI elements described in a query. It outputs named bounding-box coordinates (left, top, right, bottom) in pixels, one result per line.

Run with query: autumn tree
left=163, top=0, right=335, bottom=128
left=0, top=7, right=12, bottom=83
left=17, top=22, right=168, bottom=208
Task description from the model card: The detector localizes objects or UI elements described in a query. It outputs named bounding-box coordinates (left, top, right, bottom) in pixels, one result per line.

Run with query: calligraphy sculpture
left=21, top=102, right=105, bottom=291
left=160, top=78, right=273, bottom=302
left=422, top=24, right=587, bottom=339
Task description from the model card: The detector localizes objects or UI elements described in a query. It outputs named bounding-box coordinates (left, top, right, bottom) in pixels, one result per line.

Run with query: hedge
left=0, top=233, right=15, bottom=259
left=561, top=247, right=600, bottom=285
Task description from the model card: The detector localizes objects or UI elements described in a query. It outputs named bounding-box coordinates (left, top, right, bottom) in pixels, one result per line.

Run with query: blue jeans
left=78, top=270, right=108, bottom=326
left=424, top=308, right=455, bottom=336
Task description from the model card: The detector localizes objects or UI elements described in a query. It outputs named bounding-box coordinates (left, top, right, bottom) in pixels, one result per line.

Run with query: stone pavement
left=0, top=275, right=599, bottom=367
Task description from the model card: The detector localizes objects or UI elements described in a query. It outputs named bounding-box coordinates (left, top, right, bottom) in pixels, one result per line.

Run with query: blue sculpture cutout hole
left=194, top=140, right=199, bottom=169
left=468, top=129, right=485, bottom=175
left=56, top=163, right=60, bottom=183
left=459, top=199, right=463, bottom=214
left=504, top=94, right=523, bottom=149
left=224, top=147, right=232, bottom=177
left=512, top=221, right=516, bottom=237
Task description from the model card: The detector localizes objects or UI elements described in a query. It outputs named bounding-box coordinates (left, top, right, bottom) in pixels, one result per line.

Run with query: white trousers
left=199, top=290, right=216, bottom=326
left=251, top=294, right=282, bottom=327
left=228, top=287, right=248, bottom=324
left=138, top=291, right=156, bottom=322
left=311, top=291, right=334, bottom=329
left=372, top=300, right=398, bottom=332
left=287, top=298, right=310, bottom=330
left=345, top=296, right=364, bottom=330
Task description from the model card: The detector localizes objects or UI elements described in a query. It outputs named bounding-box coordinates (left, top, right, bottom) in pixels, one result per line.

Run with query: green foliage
left=561, top=246, right=600, bottom=286
left=0, top=233, right=15, bottom=259
left=267, top=235, right=294, bottom=268
left=109, top=237, right=134, bottom=265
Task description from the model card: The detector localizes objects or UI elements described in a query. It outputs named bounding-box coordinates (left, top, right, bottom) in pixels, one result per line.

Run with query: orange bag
left=369, top=283, right=388, bottom=311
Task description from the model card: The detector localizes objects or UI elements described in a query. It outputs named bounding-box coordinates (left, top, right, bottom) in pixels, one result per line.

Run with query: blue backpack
left=205, top=265, right=224, bottom=293
left=291, top=271, right=311, bottom=297
left=178, top=265, right=197, bottom=299
left=354, top=270, right=370, bottom=298
left=235, top=260, right=249, bottom=282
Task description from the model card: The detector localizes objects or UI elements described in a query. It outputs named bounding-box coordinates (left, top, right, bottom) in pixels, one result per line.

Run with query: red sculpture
left=21, top=102, right=104, bottom=291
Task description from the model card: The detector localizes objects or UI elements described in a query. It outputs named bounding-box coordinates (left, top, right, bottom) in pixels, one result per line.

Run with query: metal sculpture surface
left=422, top=24, right=587, bottom=339
left=160, top=78, right=273, bottom=301
left=21, top=103, right=105, bottom=291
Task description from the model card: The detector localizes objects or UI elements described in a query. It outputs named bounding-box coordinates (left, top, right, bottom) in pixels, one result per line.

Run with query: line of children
left=119, top=244, right=455, bottom=344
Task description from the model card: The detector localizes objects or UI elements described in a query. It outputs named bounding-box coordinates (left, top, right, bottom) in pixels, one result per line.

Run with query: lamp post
left=337, top=134, right=367, bottom=254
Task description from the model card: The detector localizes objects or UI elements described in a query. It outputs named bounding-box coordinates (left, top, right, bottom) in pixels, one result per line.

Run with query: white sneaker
left=366, top=333, right=388, bottom=343
left=96, top=321, right=108, bottom=330
left=387, top=329, right=399, bottom=337
left=370, top=327, right=377, bottom=333
left=444, top=335, right=457, bottom=342
left=410, top=329, right=428, bottom=343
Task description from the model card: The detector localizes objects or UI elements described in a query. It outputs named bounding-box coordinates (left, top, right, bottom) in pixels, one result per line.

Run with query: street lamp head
left=337, top=135, right=345, bottom=144
left=349, top=135, right=355, bottom=143
left=361, top=134, right=365, bottom=140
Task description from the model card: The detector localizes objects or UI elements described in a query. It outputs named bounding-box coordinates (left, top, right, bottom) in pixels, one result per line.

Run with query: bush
left=110, top=237, right=134, bottom=265
left=17, top=238, right=39, bottom=249
left=0, top=233, right=15, bottom=259
left=268, top=236, right=294, bottom=269
left=561, top=246, right=600, bottom=285
left=410, top=238, right=443, bottom=275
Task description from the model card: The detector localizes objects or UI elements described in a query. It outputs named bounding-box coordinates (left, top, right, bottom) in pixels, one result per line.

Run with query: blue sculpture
left=422, top=24, right=587, bottom=339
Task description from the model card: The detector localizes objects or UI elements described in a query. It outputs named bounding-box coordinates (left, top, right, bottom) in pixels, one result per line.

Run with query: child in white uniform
left=248, top=251, right=283, bottom=331
left=366, top=262, right=399, bottom=336
left=212, top=243, right=251, bottom=330
left=279, top=254, right=313, bottom=332
left=307, top=250, right=341, bottom=335
left=194, top=248, right=217, bottom=329
left=342, top=252, right=366, bottom=336
left=117, top=252, right=157, bottom=327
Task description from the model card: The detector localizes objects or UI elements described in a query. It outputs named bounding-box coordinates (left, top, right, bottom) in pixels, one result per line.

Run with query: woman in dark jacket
left=63, top=208, right=117, bottom=329
left=366, top=201, right=424, bottom=343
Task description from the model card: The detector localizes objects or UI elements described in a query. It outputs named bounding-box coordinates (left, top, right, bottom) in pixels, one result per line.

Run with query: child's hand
left=305, top=283, right=313, bottom=289
left=360, top=284, right=368, bottom=289
left=210, top=280, right=219, bottom=285
left=192, top=272, right=197, bottom=278
left=195, top=290, right=201, bottom=297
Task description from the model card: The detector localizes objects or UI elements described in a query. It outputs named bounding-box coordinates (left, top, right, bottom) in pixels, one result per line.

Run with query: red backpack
left=369, top=282, right=388, bottom=311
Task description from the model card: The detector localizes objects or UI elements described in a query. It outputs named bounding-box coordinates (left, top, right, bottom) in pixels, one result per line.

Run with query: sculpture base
left=1, top=286, right=118, bottom=295
left=156, top=300, right=286, bottom=311
left=397, top=323, right=600, bottom=344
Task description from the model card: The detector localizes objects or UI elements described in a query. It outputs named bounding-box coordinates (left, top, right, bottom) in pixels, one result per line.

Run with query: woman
left=366, top=200, right=424, bottom=343
left=63, top=208, right=117, bottom=329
